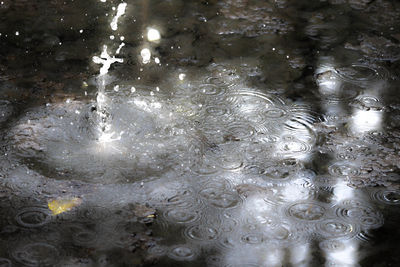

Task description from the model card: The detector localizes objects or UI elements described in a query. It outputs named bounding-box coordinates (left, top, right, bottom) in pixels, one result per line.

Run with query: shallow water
left=1, top=0, right=400, bottom=266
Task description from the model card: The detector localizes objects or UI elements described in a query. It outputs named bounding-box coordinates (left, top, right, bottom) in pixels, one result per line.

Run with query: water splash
left=92, top=2, right=128, bottom=143
left=110, top=3, right=127, bottom=31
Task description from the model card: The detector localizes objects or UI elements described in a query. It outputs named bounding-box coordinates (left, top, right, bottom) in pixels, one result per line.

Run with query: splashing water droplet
left=110, top=3, right=127, bottom=31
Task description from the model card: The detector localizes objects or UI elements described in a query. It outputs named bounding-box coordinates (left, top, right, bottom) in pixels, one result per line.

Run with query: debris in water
left=48, top=197, right=82, bottom=215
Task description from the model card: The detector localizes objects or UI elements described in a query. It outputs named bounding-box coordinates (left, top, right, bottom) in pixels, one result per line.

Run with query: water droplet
left=147, top=28, right=161, bottom=42
left=163, top=209, right=200, bottom=224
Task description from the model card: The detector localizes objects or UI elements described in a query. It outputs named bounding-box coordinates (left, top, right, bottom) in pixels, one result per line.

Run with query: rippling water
left=1, top=0, right=400, bottom=266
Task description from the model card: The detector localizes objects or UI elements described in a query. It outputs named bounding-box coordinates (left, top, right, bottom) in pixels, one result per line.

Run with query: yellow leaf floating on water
left=48, top=197, right=82, bottom=215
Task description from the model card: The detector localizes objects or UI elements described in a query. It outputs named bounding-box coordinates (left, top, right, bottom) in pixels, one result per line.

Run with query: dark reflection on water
left=1, top=0, right=400, bottom=266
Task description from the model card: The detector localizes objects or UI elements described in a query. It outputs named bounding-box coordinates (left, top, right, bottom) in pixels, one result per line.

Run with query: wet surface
left=1, top=0, right=400, bottom=266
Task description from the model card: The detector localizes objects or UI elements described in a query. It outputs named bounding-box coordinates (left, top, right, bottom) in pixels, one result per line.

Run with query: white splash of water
left=116, top=42, right=125, bottom=54
left=92, top=45, right=123, bottom=75
left=178, top=73, right=186, bottom=80
left=110, top=3, right=127, bottom=31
